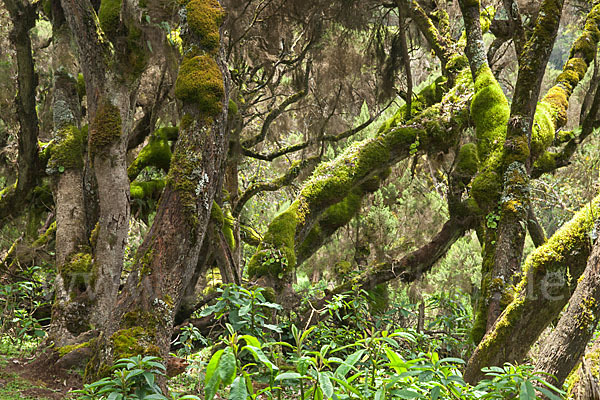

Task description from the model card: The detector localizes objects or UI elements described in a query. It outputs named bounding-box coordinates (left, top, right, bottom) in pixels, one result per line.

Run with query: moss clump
left=127, top=129, right=173, bottom=180
left=98, top=0, right=122, bottom=37
left=110, top=326, right=160, bottom=360
left=247, top=202, right=299, bottom=278
left=130, top=179, right=165, bottom=199
left=61, top=252, right=93, bottom=289
left=222, top=208, right=235, bottom=249
left=175, top=55, right=224, bottom=114
left=48, top=125, right=85, bottom=172
left=210, top=200, right=224, bottom=225
left=531, top=102, right=555, bottom=158
left=58, top=340, right=91, bottom=357
left=76, top=73, right=86, bottom=100
left=90, top=100, right=122, bottom=154
left=455, top=143, right=479, bottom=183
left=185, top=0, right=225, bottom=51
left=470, top=65, right=509, bottom=160
left=228, top=99, right=238, bottom=115
left=471, top=170, right=502, bottom=212
left=32, top=221, right=57, bottom=247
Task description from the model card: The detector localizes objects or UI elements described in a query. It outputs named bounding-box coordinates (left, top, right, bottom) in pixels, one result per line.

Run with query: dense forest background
left=2, top=0, right=600, bottom=398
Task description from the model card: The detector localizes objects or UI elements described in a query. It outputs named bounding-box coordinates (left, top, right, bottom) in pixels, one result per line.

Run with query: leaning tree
left=2, top=0, right=600, bottom=388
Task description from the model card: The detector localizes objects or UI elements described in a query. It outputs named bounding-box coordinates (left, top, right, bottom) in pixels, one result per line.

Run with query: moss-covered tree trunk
left=534, top=237, right=600, bottom=387
left=86, top=0, right=230, bottom=378
left=0, top=0, right=40, bottom=222
left=463, top=2, right=600, bottom=381
left=47, top=8, right=91, bottom=347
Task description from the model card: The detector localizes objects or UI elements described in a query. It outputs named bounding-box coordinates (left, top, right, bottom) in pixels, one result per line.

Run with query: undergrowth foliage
left=70, top=284, right=564, bottom=400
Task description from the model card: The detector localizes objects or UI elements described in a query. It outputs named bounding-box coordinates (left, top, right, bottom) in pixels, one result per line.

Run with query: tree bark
left=463, top=196, right=599, bottom=383
left=535, top=237, right=600, bottom=387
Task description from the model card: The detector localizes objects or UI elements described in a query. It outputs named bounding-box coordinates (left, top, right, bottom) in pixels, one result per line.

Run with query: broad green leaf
left=229, top=376, right=248, bottom=400
left=430, top=386, right=440, bottom=400
left=205, top=349, right=224, bottom=385
left=219, top=348, right=237, bottom=386
left=240, top=335, right=261, bottom=348
left=320, top=371, right=334, bottom=399
left=242, top=346, right=278, bottom=372
left=335, top=349, right=365, bottom=378
left=519, top=381, right=535, bottom=400
left=275, top=372, right=303, bottom=381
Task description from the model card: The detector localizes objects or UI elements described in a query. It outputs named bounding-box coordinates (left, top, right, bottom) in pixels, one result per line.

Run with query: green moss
left=247, top=202, right=299, bottom=278
left=470, top=65, right=509, bottom=160
left=61, top=252, right=93, bottom=288
left=110, top=326, right=160, bottom=360
left=531, top=102, right=555, bottom=158
left=90, top=222, right=100, bottom=249
left=48, top=125, right=85, bottom=172
left=185, top=0, right=225, bottom=51
left=210, top=200, right=224, bottom=226
left=32, top=221, right=56, bottom=247
left=533, top=151, right=558, bottom=173
left=57, top=340, right=91, bottom=357
left=455, top=143, right=479, bottom=182
left=228, top=99, right=238, bottom=115
left=98, top=0, right=122, bottom=37
left=130, top=179, right=165, bottom=199
left=128, top=129, right=173, bottom=180
left=175, top=55, right=224, bottom=114
left=222, top=208, right=235, bottom=249
left=90, top=100, right=122, bottom=154
left=76, top=73, right=86, bottom=100
left=471, top=170, right=502, bottom=211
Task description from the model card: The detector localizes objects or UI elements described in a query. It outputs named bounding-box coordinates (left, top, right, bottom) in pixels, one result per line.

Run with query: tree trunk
left=535, top=237, right=600, bottom=387
left=463, top=196, right=599, bottom=383
left=48, top=12, right=90, bottom=346
left=86, top=0, right=230, bottom=379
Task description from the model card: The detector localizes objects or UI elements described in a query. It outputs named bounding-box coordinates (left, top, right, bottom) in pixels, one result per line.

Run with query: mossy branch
left=248, top=69, right=474, bottom=286
left=234, top=156, right=319, bottom=217
left=464, top=195, right=600, bottom=383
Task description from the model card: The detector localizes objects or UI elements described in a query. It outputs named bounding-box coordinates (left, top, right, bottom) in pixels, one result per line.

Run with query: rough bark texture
left=489, top=0, right=563, bottom=332
left=89, top=0, right=230, bottom=379
left=48, top=13, right=90, bottom=346
left=59, top=0, right=138, bottom=332
left=463, top=195, right=599, bottom=383
left=535, top=238, right=600, bottom=387
left=0, top=0, right=40, bottom=222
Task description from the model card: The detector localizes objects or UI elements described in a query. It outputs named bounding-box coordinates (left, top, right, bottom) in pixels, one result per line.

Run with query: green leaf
left=219, top=348, right=237, bottom=386
left=330, top=377, right=363, bottom=398
left=430, top=386, right=440, bottom=400
left=240, top=335, right=261, bottom=348
left=320, top=371, right=334, bottom=399
left=519, top=381, right=536, bottom=400
left=205, top=349, right=224, bottom=400
left=229, top=376, right=248, bottom=400
left=335, top=349, right=365, bottom=378
left=275, top=372, right=303, bottom=381
left=374, top=386, right=386, bottom=400
left=242, top=346, right=278, bottom=372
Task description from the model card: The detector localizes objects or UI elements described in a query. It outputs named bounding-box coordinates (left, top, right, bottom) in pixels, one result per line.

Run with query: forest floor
left=0, top=347, right=81, bottom=400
